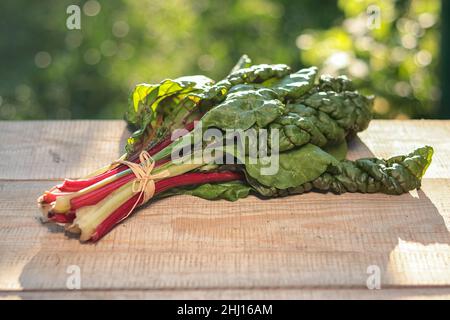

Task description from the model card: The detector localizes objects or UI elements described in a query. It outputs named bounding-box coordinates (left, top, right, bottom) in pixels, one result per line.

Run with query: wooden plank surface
left=2, top=288, right=450, bottom=300
left=0, top=120, right=450, bottom=299
left=1, top=120, right=449, bottom=180
left=0, top=120, right=129, bottom=180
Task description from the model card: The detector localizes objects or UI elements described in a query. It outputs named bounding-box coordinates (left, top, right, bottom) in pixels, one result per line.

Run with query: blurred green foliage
left=300, top=0, right=441, bottom=119
left=0, top=0, right=442, bottom=120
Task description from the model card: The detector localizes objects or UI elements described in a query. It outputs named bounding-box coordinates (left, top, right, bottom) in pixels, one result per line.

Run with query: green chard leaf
left=163, top=181, right=252, bottom=201
left=243, top=146, right=432, bottom=197
left=312, top=146, right=433, bottom=195
left=201, top=86, right=285, bottom=130
left=124, top=75, right=214, bottom=154
left=197, top=62, right=293, bottom=109
left=243, top=171, right=315, bottom=198
left=227, top=63, right=292, bottom=86
left=126, top=75, right=213, bottom=129
left=321, top=140, right=348, bottom=161
left=244, top=143, right=338, bottom=190
left=271, top=66, right=317, bottom=100
left=317, top=74, right=355, bottom=92
left=299, top=77, right=374, bottom=135
left=264, top=76, right=373, bottom=153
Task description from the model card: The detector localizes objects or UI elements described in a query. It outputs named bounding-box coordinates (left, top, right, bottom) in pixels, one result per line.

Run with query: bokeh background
left=0, top=0, right=448, bottom=120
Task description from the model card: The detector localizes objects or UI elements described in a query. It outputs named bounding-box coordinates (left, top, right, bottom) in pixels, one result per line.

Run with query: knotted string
left=113, top=151, right=170, bottom=222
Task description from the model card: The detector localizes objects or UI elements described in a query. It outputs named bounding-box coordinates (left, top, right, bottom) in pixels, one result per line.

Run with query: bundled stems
left=39, top=130, right=243, bottom=242
left=90, top=171, right=242, bottom=242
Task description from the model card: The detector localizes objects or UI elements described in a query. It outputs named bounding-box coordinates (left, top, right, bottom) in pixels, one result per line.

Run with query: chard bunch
left=38, top=55, right=433, bottom=242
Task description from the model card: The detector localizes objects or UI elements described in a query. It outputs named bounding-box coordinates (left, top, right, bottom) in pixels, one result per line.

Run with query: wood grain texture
left=2, top=288, right=450, bottom=300
left=0, top=120, right=129, bottom=180
left=1, top=120, right=449, bottom=180
left=0, top=120, right=450, bottom=299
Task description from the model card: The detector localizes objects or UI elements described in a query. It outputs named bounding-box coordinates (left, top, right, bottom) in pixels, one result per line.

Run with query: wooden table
left=1, top=120, right=450, bottom=300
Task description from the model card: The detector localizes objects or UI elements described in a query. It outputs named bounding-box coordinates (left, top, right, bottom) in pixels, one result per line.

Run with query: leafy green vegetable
left=167, top=181, right=252, bottom=201
left=197, top=71, right=372, bottom=157
left=201, top=86, right=284, bottom=130
left=299, top=87, right=373, bottom=136
left=242, top=146, right=433, bottom=198
left=312, top=146, right=434, bottom=195
left=271, top=66, right=317, bottom=100
left=245, top=143, right=338, bottom=189
left=126, top=76, right=213, bottom=129
left=125, top=75, right=214, bottom=154
left=322, top=140, right=348, bottom=161
left=125, top=58, right=298, bottom=156
left=197, top=63, right=293, bottom=109
left=317, top=74, right=355, bottom=92
left=264, top=92, right=369, bottom=152
left=227, top=63, right=292, bottom=86
left=243, top=172, right=314, bottom=198
left=39, top=55, right=435, bottom=243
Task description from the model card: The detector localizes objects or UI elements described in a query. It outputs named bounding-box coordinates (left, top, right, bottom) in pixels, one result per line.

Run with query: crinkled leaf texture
left=242, top=145, right=433, bottom=198
left=264, top=74, right=372, bottom=153
left=313, top=146, right=434, bottom=195
left=227, top=64, right=292, bottom=86
left=299, top=87, right=373, bottom=136
left=197, top=63, right=292, bottom=109
left=271, top=66, right=317, bottom=100
left=201, top=86, right=285, bottom=130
